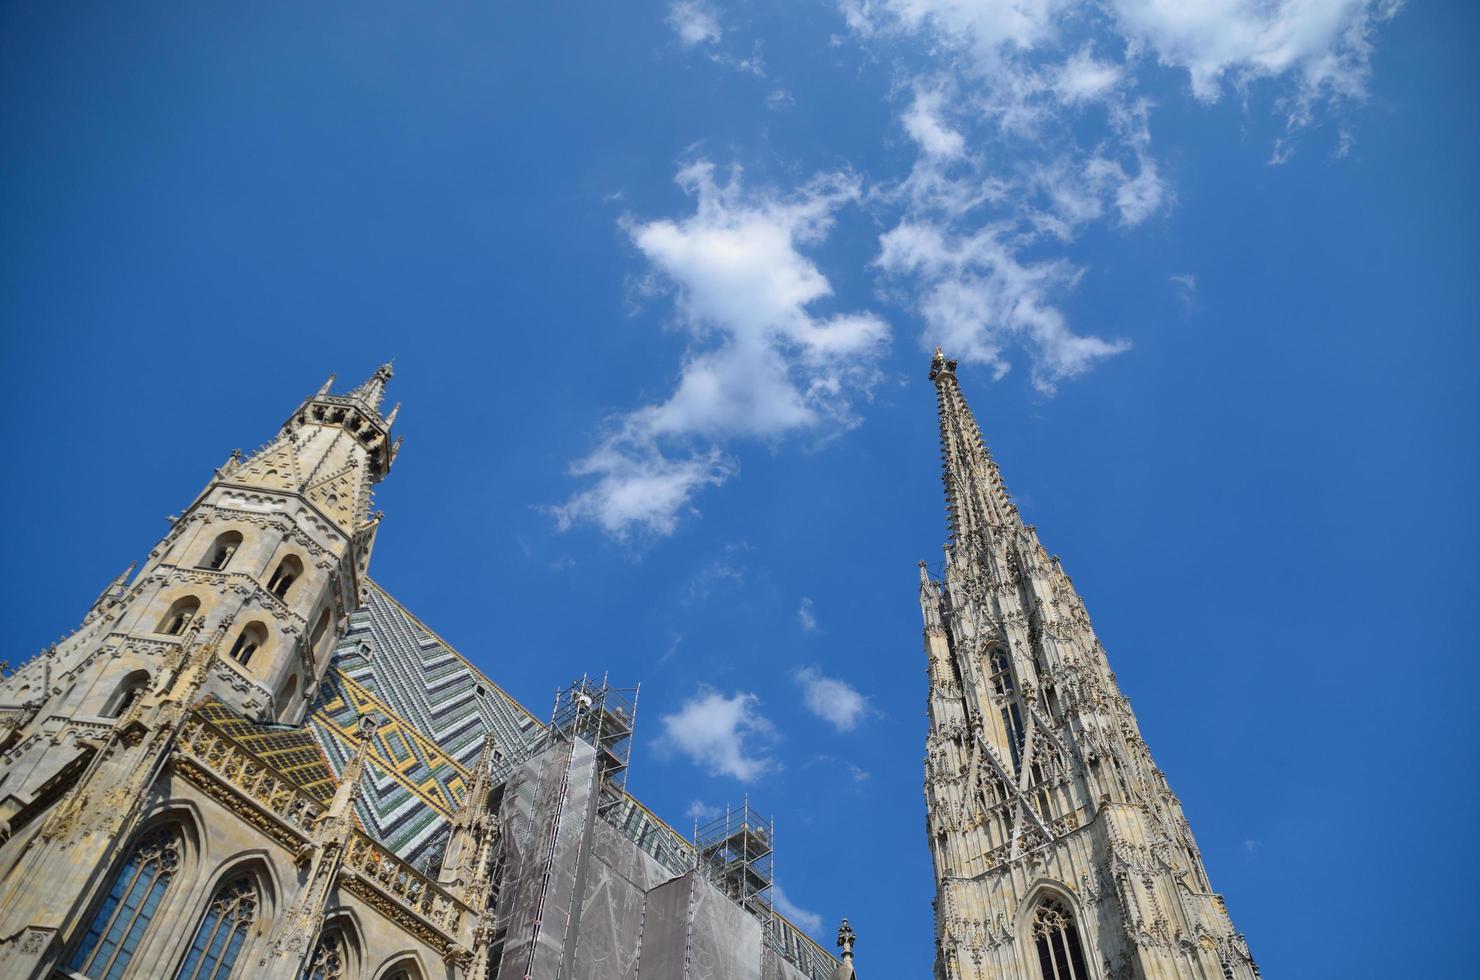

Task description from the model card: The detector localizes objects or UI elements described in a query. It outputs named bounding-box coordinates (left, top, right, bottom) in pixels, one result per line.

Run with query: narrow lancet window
left=266, top=556, right=302, bottom=599
left=175, top=875, right=256, bottom=980
left=228, top=623, right=267, bottom=667
left=67, top=827, right=180, bottom=979
left=1032, top=896, right=1090, bottom=980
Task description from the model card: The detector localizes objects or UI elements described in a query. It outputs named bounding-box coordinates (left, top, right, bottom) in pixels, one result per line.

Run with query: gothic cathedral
left=0, top=367, right=845, bottom=980
left=0, top=351, right=1256, bottom=980
left=919, top=350, right=1258, bottom=980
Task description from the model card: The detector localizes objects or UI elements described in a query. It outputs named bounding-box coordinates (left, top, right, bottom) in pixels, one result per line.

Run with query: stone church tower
left=0, top=365, right=844, bottom=980
left=0, top=364, right=403, bottom=976
left=918, top=350, right=1258, bottom=980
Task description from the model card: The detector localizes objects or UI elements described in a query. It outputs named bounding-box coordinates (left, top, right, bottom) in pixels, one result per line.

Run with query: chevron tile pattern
left=306, top=581, right=546, bottom=867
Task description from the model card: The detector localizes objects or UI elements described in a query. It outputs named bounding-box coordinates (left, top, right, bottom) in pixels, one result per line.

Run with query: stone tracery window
left=175, top=875, right=257, bottom=980
left=989, top=648, right=1026, bottom=771
left=302, top=928, right=347, bottom=980
left=67, top=826, right=180, bottom=980
left=1032, top=895, right=1091, bottom=980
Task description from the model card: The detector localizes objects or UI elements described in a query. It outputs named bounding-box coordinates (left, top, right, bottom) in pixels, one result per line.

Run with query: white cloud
left=1053, top=46, right=1123, bottom=104
left=557, top=162, right=889, bottom=538
left=797, top=596, right=818, bottom=632
left=669, top=1, right=722, bottom=47
left=685, top=799, right=723, bottom=821
left=839, top=0, right=1394, bottom=402
left=877, top=221, right=1129, bottom=392
left=555, top=442, right=734, bottom=538
left=795, top=666, right=871, bottom=732
left=1108, top=0, right=1401, bottom=116
left=772, top=883, right=823, bottom=933
left=1170, top=273, right=1196, bottom=312
left=658, top=687, right=779, bottom=781
left=902, top=85, right=966, bottom=159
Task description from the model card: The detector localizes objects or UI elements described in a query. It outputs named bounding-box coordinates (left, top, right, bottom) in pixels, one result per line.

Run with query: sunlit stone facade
left=0, top=368, right=843, bottom=980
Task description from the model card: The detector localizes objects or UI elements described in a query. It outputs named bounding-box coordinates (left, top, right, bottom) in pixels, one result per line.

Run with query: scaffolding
left=549, top=674, right=638, bottom=797
left=694, top=799, right=774, bottom=917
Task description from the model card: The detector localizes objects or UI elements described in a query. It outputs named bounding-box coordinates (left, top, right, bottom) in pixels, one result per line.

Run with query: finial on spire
left=385, top=402, right=401, bottom=426
left=837, top=918, right=856, bottom=959
left=317, top=373, right=337, bottom=396
left=929, top=346, right=956, bottom=381
left=348, top=362, right=395, bottom=413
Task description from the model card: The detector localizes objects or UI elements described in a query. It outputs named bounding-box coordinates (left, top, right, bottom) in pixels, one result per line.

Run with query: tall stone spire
left=348, top=361, right=394, bottom=413
left=919, top=352, right=1257, bottom=980
left=930, top=348, right=1019, bottom=547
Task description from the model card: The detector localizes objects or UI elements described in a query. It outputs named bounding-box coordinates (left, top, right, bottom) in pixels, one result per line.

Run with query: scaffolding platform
left=694, top=800, right=774, bottom=916
left=549, top=674, right=638, bottom=794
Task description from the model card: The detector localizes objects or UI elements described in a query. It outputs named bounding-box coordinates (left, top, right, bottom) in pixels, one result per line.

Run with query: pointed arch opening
left=989, top=647, right=1026, bottom=771
left=174, top=874, right=258, bottom=980
left=199, top=531, right=243, bottom=571
left=374, top=953, right=425, bottom=980
left=305, top=914, right=362, bottom=980
left=1031, top=894, right=1091, bottom=980
left=158, top=596, right=201, bottom=636
left=228, top=622, right=268, bottom=668
left=102, top=669, right=151, bottom=718
left=267, top=556, right=303, bottom=600
left=67, top=824, right=182, bottom=978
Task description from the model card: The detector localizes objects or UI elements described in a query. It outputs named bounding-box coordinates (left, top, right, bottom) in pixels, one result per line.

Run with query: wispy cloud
left=797, top=596, right=818, bottom=632
left=686, top=542, right=749, bottom=602
left=772, top=882, right=823, bottom=933
left=842, top=0, right=1399, bottom=392
left=657, top=687, right=779, bottom=781
left=556, top=161, right=889, bottom=538
left=795, top=666, right=871, bottom=732
left=668, top=1, right=721, bottom=47
left=1171, top=273, right=1197, bottom=313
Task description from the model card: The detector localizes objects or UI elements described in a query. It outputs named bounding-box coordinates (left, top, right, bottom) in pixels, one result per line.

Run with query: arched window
left=102, top=670, right=151, bottom=719
left=990, top=649, right=1025, bottom=771
left=199, top=532, right=243, bottom=571
left=267, top=556, right=303, bottom=599
left=158, top=597, right=201, bottom=636
left=309, top=609, right=333, bottom=658
left=228, top=623, right=268, bottom=667
left=1032, top=895, right=1090, bottom=980
left=298, top=923, right=359, bottom=980
left=989, top=649, right=1015, bottom=694
left=175, top=875, right=257, bottom=980
left=67, top=826, right=180, bottom=979
left=303, top=928, right=349, bottom=980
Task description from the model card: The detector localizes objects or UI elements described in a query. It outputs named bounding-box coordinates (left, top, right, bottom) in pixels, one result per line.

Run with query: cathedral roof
left=193, top=696, right=340, bottom=805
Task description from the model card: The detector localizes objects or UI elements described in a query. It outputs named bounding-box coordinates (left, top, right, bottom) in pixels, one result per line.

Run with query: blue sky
left=2, top=1, right=1476, bottom=975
